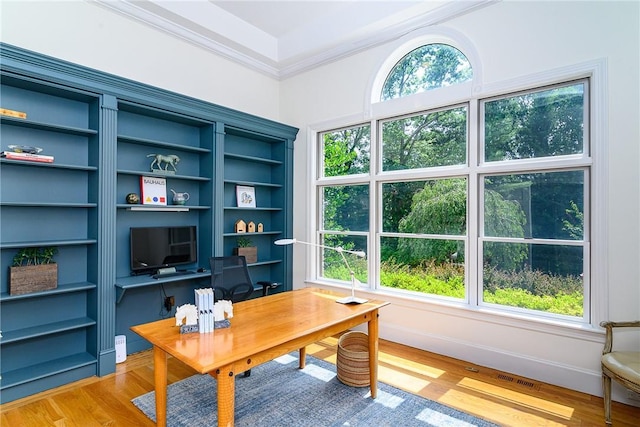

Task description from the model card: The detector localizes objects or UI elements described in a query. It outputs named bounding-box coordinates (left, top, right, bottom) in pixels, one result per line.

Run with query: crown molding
left=93, top=0, right=498, bottom=80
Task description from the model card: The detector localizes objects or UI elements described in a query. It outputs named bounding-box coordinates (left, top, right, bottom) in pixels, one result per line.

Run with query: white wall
left=0, top=0, right=281, bottom=120
left=280, top=0, right=640, bottom=404
left=2, top=0, right=639, bottom=405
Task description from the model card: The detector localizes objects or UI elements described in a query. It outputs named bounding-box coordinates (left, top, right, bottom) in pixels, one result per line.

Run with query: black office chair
left=209, top=255, right=280, bottom=302
left=209, top=255, right=280, bottom=377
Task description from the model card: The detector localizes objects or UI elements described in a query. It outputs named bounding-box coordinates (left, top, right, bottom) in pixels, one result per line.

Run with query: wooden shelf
left=0, top=159, right=97, bottom=171
left=117, top=169, right=210, bottom=182
left=0, top=115, right=97, bottom=136
left=223, top=231, right=282, bottom=237
left=0, top=202, right=98, bottom=208
left=118, top=134, right=212, bottom=153
left=0, top=317, right=96, bottom=345
left=115, top=271, right=211, bottom=303
left=224, top=152, right=282, bottom=165
left=224, top=179, right=282, bottom=188
left=0, top=353, right=96, bottom=389
left=0, top=239, right=97, bottom=250
left=125, top=205, right=189, bottom=212
left=0, top=282, right=97, bottom=302
left=224, top=206, right=283, bottom=212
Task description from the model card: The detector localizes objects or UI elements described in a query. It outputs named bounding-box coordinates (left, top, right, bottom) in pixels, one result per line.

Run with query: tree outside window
left=317, top=43, right=589, bottom=321
left=382, top=44, right=472, bottom=100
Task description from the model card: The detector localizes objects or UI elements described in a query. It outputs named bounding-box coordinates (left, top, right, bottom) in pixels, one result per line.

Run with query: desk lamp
left=274, top=238, right=368, bottom=304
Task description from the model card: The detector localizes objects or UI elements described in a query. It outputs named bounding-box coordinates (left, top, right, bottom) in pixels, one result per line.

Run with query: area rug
left=132, top=353, right=498, bottom=427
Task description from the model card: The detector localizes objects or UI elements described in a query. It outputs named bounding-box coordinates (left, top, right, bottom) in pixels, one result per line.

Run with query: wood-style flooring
left=1, top=336, right=639, bottom=426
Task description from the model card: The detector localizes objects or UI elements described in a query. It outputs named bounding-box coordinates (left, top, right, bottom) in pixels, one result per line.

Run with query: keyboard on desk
left=152, top=270, right=194, bottom=279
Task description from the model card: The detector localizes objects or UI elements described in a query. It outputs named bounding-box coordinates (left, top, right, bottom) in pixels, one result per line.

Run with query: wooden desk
left=131, top=287, right=389, bottom=427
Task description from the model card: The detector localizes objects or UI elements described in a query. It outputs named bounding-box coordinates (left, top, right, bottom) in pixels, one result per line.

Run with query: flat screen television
left=130, top=226, right=197, bottom=275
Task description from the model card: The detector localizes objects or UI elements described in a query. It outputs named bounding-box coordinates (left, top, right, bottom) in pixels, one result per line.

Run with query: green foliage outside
left=323, top=126, right=370, bottom=177
left=382, top=44, right=472, bottom=100
left=563, top=200, right=584, bottom=240
left=395, top=179, right=528, bottom=270
left=379, top=260, right=465, bottom=298
left=325, top=259, right=583, bottom=316
left=319, top=43, right=586, bottom=317
left=323, top=253, right=368, bottom=284
left=483, top=267, right=583, bottom=316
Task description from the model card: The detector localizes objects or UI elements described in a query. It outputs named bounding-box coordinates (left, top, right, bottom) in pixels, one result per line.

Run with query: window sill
left=303, top=280, right=604, bottom=344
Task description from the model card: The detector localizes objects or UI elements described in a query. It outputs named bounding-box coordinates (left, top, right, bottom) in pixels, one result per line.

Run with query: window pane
left=321, top=185, right=369, bottom=231
left=320, top=234, right=368, bottom=284
left=484, top=171, right=584, bottom=240
left=382, top=107, right=467, bottom=171
left=321, top=125, right=370, bottom=177
left=382, top=44, right=472, bottom=101
left=380, top=236, right=465, bottom=299
left=383, top=178, right=467, bottom=234
left=483, top=242, right=584, bottom=317
left=484, top=83, right=585, bottom=162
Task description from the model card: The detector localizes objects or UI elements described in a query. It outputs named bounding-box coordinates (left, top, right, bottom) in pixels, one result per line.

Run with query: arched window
left=381, top=43, right=472, bottom=101
left=314, top=32, right=598, bottom=327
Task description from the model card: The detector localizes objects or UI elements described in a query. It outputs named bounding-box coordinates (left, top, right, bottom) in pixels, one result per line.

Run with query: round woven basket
left=337, top=331, right=370, bottom=387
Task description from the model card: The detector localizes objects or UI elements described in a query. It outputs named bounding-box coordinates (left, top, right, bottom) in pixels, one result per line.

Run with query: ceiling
left=95, top=0, right=496, bottom=79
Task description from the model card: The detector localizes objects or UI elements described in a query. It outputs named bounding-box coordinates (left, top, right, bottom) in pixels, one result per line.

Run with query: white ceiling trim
left=278, top=1, right=497, bottom=79
left=92, top=0, right=498, bottom=80
left=150, top=0, right=279, bottom=60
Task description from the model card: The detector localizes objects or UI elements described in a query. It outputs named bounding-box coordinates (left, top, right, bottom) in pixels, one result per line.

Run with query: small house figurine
left=235, top=219, right=247, bottom=233
left=257, top=223, right=264, bottom=232
left=248, top=221, right=256, bottom=232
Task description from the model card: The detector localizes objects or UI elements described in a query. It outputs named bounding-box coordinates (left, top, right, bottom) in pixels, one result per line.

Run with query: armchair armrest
left=600, top=320, right=640, bottom=354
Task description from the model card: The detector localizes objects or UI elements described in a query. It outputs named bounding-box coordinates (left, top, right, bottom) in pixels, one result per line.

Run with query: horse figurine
left=175, top=303, right=198, bottom=326
left=213, top=300, right=233, bottom=321
left=213, top=300, right=233, bottom=329
left=147, top=153, right=180, bottom=172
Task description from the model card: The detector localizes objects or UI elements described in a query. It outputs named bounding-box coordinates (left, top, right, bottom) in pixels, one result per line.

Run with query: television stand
left=115, top=270, right=211, bottom=304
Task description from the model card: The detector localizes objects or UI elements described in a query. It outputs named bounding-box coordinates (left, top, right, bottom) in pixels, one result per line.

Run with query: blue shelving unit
left=0, top=75, right=101, bottom=404
left=0, top=43, right=298, bottom=403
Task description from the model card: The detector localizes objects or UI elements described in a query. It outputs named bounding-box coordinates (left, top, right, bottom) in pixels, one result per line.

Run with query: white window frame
left=308, top=53, right=608, bottom=332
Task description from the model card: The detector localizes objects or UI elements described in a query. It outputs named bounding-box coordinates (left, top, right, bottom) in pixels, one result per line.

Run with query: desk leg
left=299, top=347, right=306, bottom=369
left=367, top=309, right=379, bottom=399
left=153, top=346, right=168, bottom=427
left=217, top=364, right=235, bottom=427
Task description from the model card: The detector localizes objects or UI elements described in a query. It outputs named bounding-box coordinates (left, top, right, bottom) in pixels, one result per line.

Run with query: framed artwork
left=236, top=185, right=256, bottom=208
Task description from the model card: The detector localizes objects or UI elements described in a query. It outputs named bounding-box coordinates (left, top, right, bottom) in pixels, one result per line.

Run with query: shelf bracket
left=116, top=287, right=126, bottom=304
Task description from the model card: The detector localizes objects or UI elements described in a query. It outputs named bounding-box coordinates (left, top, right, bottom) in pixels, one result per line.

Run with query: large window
left=315, top=43, right=592, bottom=324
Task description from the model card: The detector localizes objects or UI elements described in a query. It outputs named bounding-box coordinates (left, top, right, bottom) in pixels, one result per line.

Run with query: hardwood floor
left=2, top=336, right=639, bottom=426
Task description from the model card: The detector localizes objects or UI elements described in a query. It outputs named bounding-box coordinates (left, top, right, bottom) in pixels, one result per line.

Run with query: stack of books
left=1, top=151, right=54, bottom=163
left=194, top=288, right=214, bottom=333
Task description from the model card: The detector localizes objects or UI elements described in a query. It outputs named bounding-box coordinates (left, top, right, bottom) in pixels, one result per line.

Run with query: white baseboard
left=379, top=323, right=639, bottom=407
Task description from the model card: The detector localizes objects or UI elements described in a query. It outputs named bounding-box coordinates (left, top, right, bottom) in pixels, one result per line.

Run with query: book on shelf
left=0, top=108, right=27, bottom=119
left=140, top=175, right=167, bottom=205
left=1, top=151, right=54, bottom=163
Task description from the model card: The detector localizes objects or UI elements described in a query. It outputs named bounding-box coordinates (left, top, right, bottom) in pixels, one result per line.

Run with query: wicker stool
left=337, top=331, right=370, bottom=387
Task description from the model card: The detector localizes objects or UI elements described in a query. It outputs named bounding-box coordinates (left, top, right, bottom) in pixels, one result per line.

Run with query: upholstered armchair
left=600, top=320, right=640, bottom=425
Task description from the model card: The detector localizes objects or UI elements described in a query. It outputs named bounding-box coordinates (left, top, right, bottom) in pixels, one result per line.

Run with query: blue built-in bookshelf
left=0, top=43, right=297, bottom=403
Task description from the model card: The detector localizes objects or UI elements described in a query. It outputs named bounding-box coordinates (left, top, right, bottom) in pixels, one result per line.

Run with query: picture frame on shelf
left=140, top=176, right=167, bottom=205
left=236, top=185, right=256, bottom=208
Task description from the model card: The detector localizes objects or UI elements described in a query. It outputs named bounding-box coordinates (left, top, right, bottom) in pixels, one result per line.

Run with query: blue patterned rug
left=132, top=353, right=498, bottom=426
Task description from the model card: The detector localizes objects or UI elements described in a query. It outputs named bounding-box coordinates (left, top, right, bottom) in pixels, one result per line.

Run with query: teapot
left=170, top=189, right=190, bottom=205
